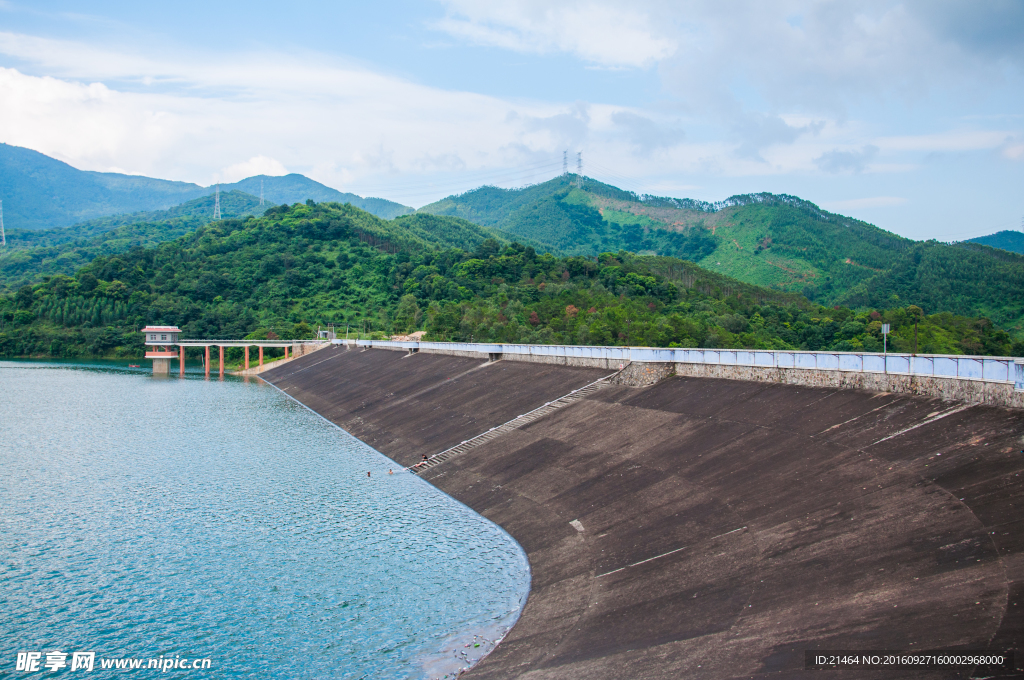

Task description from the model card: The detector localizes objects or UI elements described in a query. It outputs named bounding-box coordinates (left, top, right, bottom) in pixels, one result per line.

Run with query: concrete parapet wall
left=427, top=347, right=624, bottom=370
left=353, top=339, right=1024, bottom=408
left=674, top=361, right=1024, bottom=408
left=413, top=347, right=495, bottom=360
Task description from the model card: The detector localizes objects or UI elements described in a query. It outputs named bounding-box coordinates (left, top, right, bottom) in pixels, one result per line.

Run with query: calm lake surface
left=0, top=361, right=530, bottom=678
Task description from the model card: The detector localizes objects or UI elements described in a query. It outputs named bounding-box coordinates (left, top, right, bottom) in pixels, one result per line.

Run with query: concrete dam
left=262, top=344, right=1024, bottom=679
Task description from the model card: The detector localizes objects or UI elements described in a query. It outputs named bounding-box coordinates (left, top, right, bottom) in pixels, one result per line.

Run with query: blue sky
left=0, top=0, right=1022, bottom=240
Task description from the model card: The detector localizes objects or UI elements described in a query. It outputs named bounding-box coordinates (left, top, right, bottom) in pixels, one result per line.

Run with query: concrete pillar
left=284, top=346, right=289, bottom=360
left=219, top=346, right=225, bottom=379
left=205, top=345, right=210, bottom=378
left=179, top=345, right=185, bottom=377
left=259, top=346, right=264, bottom=367
left=245, top=346, right=250, bottom=370
left=153, top=357, right=170, bottom=374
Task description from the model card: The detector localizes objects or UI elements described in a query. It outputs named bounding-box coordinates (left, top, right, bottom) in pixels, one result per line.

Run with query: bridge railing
left=344, top=339, right=1024, bottom=391
left=175, top=339, right=323, bottom=346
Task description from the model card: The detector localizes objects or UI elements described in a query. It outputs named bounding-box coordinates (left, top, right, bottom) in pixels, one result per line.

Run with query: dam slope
left=264, top=346, right=1024, bottom=679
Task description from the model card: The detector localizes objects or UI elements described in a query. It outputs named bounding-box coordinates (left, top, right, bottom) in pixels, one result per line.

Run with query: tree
left=394, top=294, right=421, bottom=334
left=907, top=305, right=924, bottom=354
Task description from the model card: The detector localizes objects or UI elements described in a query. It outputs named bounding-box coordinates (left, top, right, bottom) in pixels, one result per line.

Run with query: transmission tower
left=213, top=184, right=221, bottom=220
left=575, top=152, right=583, bottom=189
left=260, top=179, right=265, bottom=207
left=563, top=150, right=568, bottom=176
left=0, top=199, right=5, bottom=247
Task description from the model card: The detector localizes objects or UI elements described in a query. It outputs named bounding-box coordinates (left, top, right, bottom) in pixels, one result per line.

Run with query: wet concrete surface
left=263, top=347, right=1024, bottom=679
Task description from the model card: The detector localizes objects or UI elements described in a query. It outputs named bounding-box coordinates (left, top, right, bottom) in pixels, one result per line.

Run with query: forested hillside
left=222, top=174, right=412, bottom=219
left=419, top=178, right=1024, bottom=336
left=966, top=230, right=1024, bottom=255
left=0, top=143, right=205, bottom=230
left=1, top=201, right=1016, bottom=360
left=838, top=241, right=1024, bottom=336
left=420, top=176, right=717, bottom=261
left=0, top=143, right=413, bottom=230
left=0, top=191, right=268, bottom=291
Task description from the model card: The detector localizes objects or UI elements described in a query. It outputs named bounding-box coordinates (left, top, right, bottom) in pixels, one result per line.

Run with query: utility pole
left=260, top=179, right=265, bottom=207
left=575, top=152, right=583, bottom=189
left=563, top=150, right=568, bottom=176
left=0, top=199, right=5, bottom=247
left=213, top=184, right=221, bottom=220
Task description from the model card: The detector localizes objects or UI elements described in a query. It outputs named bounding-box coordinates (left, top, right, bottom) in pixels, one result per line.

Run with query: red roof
left=141, top=326, right=182, bottom=332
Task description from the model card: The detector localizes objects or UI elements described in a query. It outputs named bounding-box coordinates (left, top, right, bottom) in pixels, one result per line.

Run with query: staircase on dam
left=410, top=371, right=618, bottom=474
left=260, top=342, right=1024, bottom=680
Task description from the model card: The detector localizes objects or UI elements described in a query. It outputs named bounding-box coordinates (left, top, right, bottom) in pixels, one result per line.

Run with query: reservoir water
left=0, top=361, right=530, bottom=678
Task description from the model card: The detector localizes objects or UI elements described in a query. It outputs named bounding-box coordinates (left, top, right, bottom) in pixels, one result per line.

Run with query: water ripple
left=0, top=362, right=530, bottom=679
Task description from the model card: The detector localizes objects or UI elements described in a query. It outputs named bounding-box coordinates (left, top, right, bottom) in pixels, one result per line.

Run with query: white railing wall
left=339, top=339, right=1024, bottom=391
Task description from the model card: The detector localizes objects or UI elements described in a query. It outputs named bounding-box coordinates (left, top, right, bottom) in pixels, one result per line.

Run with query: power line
left=583, top=160, right=652, bottom=196
left=351, top=159, right=562, bottom=195
left=347, top=164, right=565, bottom=205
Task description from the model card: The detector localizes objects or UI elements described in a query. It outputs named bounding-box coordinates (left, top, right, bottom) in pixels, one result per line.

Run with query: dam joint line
left=406, top=365, right=627, bottom=474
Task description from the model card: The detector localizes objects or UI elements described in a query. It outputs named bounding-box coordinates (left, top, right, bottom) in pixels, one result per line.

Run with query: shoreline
left=259, top=374, right=533, bottom=679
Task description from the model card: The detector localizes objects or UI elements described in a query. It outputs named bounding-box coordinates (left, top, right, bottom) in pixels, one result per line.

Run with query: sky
left=0, top=0, right=1022, bottom=241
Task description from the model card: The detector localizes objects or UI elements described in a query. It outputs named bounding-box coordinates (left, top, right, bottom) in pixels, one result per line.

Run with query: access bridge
left=142, top=325, right=324, bottom=376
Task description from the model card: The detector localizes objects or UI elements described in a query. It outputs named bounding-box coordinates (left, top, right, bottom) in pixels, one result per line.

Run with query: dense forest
left=965, top=230, right=1024, bottom=256
left=420, top=178, right=1024, bottom=336
left=1, top=201, right=1018, bottom=361
left=0, top=191, right=268, bottom=291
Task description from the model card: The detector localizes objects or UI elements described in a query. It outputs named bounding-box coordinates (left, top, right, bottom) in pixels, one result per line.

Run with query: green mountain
left=965, top=230, right=1024, bottom=255
left=0, top=197, right=506, bottom=295
left=419, top=175, right=717, bottom=261
left=0, top=191, right=268, bottom=291
left=837, top=241, right=1024, bottom=341
left=0, top=143, right=413, bottom=230
left=0, top=143, right=206, bottom=230
left=222, top=174, right=412, bottom=219
left=0, top=201, right=1016, bottom=361
left=419, top=178, right=1024, bottom=337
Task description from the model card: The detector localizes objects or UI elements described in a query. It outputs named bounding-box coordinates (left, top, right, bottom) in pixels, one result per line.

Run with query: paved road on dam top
left=263, top=345, right=1024, bottom=679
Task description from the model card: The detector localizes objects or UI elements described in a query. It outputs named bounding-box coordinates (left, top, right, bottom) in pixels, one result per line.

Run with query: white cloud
left=0, top=37, right=588, bottom=195
left=433, top=1, right=676, bottom=68
left=814, top=145, right=878, bottom=173
left=1002, top=141, right=1024, bottom=160
left=877, top=130, right=1010, bottom=152
left=0, top=1, right=1020, bottom=213
left=217, top=156, right=288, bottom=183
left=821, top=196, right=907, bottom=211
